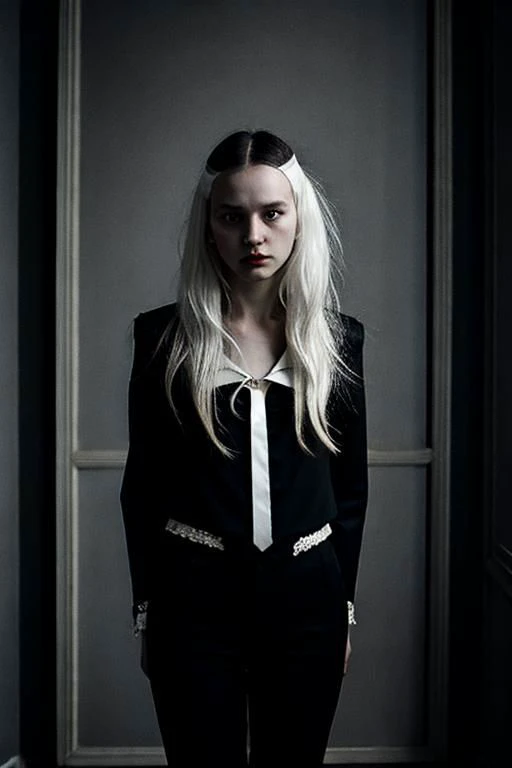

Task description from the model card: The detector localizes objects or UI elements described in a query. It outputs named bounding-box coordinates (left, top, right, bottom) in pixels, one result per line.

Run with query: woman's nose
left=243, top=217, right=264, bottom=245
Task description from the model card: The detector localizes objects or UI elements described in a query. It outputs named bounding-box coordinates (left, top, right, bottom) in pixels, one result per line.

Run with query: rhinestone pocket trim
left=165, top=518, right=334, bottom=558
left=292, top=523, right=332, bottom=556
left=165, top=518, right=225, bottom=551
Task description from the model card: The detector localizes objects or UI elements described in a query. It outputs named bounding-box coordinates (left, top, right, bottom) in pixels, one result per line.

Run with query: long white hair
left=164, top=130, right=355, bottom=456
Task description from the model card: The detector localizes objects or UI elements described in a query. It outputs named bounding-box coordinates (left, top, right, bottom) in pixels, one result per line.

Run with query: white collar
left=215, top=349, right=293, bottom=389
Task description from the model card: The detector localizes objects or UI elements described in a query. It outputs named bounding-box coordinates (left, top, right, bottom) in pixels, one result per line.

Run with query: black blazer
left=120, top=302, right=368, bottom=620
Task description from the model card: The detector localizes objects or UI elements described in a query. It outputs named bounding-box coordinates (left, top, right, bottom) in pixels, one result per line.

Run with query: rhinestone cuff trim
left=292, top=523, right=332, bottom=556
left=133, top=600, right=148, bottom=637
left=347, top=600, right=356, bottom=625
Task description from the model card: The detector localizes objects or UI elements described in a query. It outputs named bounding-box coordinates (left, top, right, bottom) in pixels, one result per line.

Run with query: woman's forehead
left=210, top=165, right=294, bottom=206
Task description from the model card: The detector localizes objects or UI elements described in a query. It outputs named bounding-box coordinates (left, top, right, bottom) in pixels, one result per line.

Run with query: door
left=56, top=0, right=448, bottom=764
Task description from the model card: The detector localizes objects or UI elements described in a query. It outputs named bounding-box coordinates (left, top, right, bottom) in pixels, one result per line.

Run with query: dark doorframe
left=18, top=1, right=59, bottom=766
left=480, top=1, right=512, bottom=766
left=447, top=0, right=488, bottom=763
left=448, top=2, right=512, bottom=766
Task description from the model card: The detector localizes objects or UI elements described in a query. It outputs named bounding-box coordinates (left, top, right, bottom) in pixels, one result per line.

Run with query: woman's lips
left=243, top=253, right=270, bottom=266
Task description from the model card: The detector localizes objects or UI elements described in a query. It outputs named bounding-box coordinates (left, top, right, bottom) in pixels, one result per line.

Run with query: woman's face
left=208, top=164, right=298, bottom=287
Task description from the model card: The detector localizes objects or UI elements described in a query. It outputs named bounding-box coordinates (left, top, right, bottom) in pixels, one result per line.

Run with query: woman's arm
left=328, top=317, right=369, bottom=622
left=120, top=311, right=168, bottom=635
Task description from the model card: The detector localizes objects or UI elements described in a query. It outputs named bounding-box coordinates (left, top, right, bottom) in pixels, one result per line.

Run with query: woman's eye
left=221, top=213, right=240, bottom=224
left=264, top=210, right=280, bottom=221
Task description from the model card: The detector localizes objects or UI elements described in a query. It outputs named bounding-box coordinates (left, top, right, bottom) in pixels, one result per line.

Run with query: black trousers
left=145, top=533, right=348, bottom=767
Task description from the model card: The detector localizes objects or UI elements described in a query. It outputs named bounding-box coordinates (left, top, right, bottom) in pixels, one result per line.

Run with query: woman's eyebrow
left=216, top=200, right=289, bottom=210
left=262, top=200, right=289, bottom=208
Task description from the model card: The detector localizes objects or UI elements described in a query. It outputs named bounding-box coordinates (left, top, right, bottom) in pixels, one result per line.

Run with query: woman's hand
left=344, top=629, right=352, bottom=675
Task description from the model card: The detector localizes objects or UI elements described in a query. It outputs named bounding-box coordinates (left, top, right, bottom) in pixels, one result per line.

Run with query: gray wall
left=0, top=0, right=19, bottom=762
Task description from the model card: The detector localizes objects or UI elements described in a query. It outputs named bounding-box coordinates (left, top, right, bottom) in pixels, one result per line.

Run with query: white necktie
left=215, top=352, right=293, bottom=551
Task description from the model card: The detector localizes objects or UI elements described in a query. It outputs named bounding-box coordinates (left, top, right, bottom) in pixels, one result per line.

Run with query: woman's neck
left=223, top=287, right=286, bottom=378
left=226, top=281, right=283, bottom=327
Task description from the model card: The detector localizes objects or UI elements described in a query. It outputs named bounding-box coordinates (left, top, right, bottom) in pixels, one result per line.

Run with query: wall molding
left=427, top=0, right=453, bottom=757
left=71, top=448, right=434, bottom=469
left=56, top=0, right=81, bottom=764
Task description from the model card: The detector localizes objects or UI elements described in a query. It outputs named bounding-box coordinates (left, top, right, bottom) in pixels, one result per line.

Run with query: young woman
left=120, top=129, right=368, bottom=767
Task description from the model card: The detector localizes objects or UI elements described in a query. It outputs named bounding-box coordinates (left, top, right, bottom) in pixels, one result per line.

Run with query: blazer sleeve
left=120, top=312, right=168, bottom=633
left=328, top=317, right=368, bottom=608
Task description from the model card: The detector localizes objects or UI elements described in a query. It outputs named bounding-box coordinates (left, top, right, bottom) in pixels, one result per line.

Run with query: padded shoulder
left=135, top=302, right=178, bottom=335
left=130, top=302, right=178, bottom=377
left=336, top=312, right=365, bottom=352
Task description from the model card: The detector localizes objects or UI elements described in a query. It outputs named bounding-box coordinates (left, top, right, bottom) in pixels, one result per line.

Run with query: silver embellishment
left=133, top=600, right=148, bottom=637
left=165, top=518, right=225, bottom=551
left=165, top=518, right=335, bottom=560
left=347, top=600, right=356, bottom=626
left=292, top=523, right=332, bottom=556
